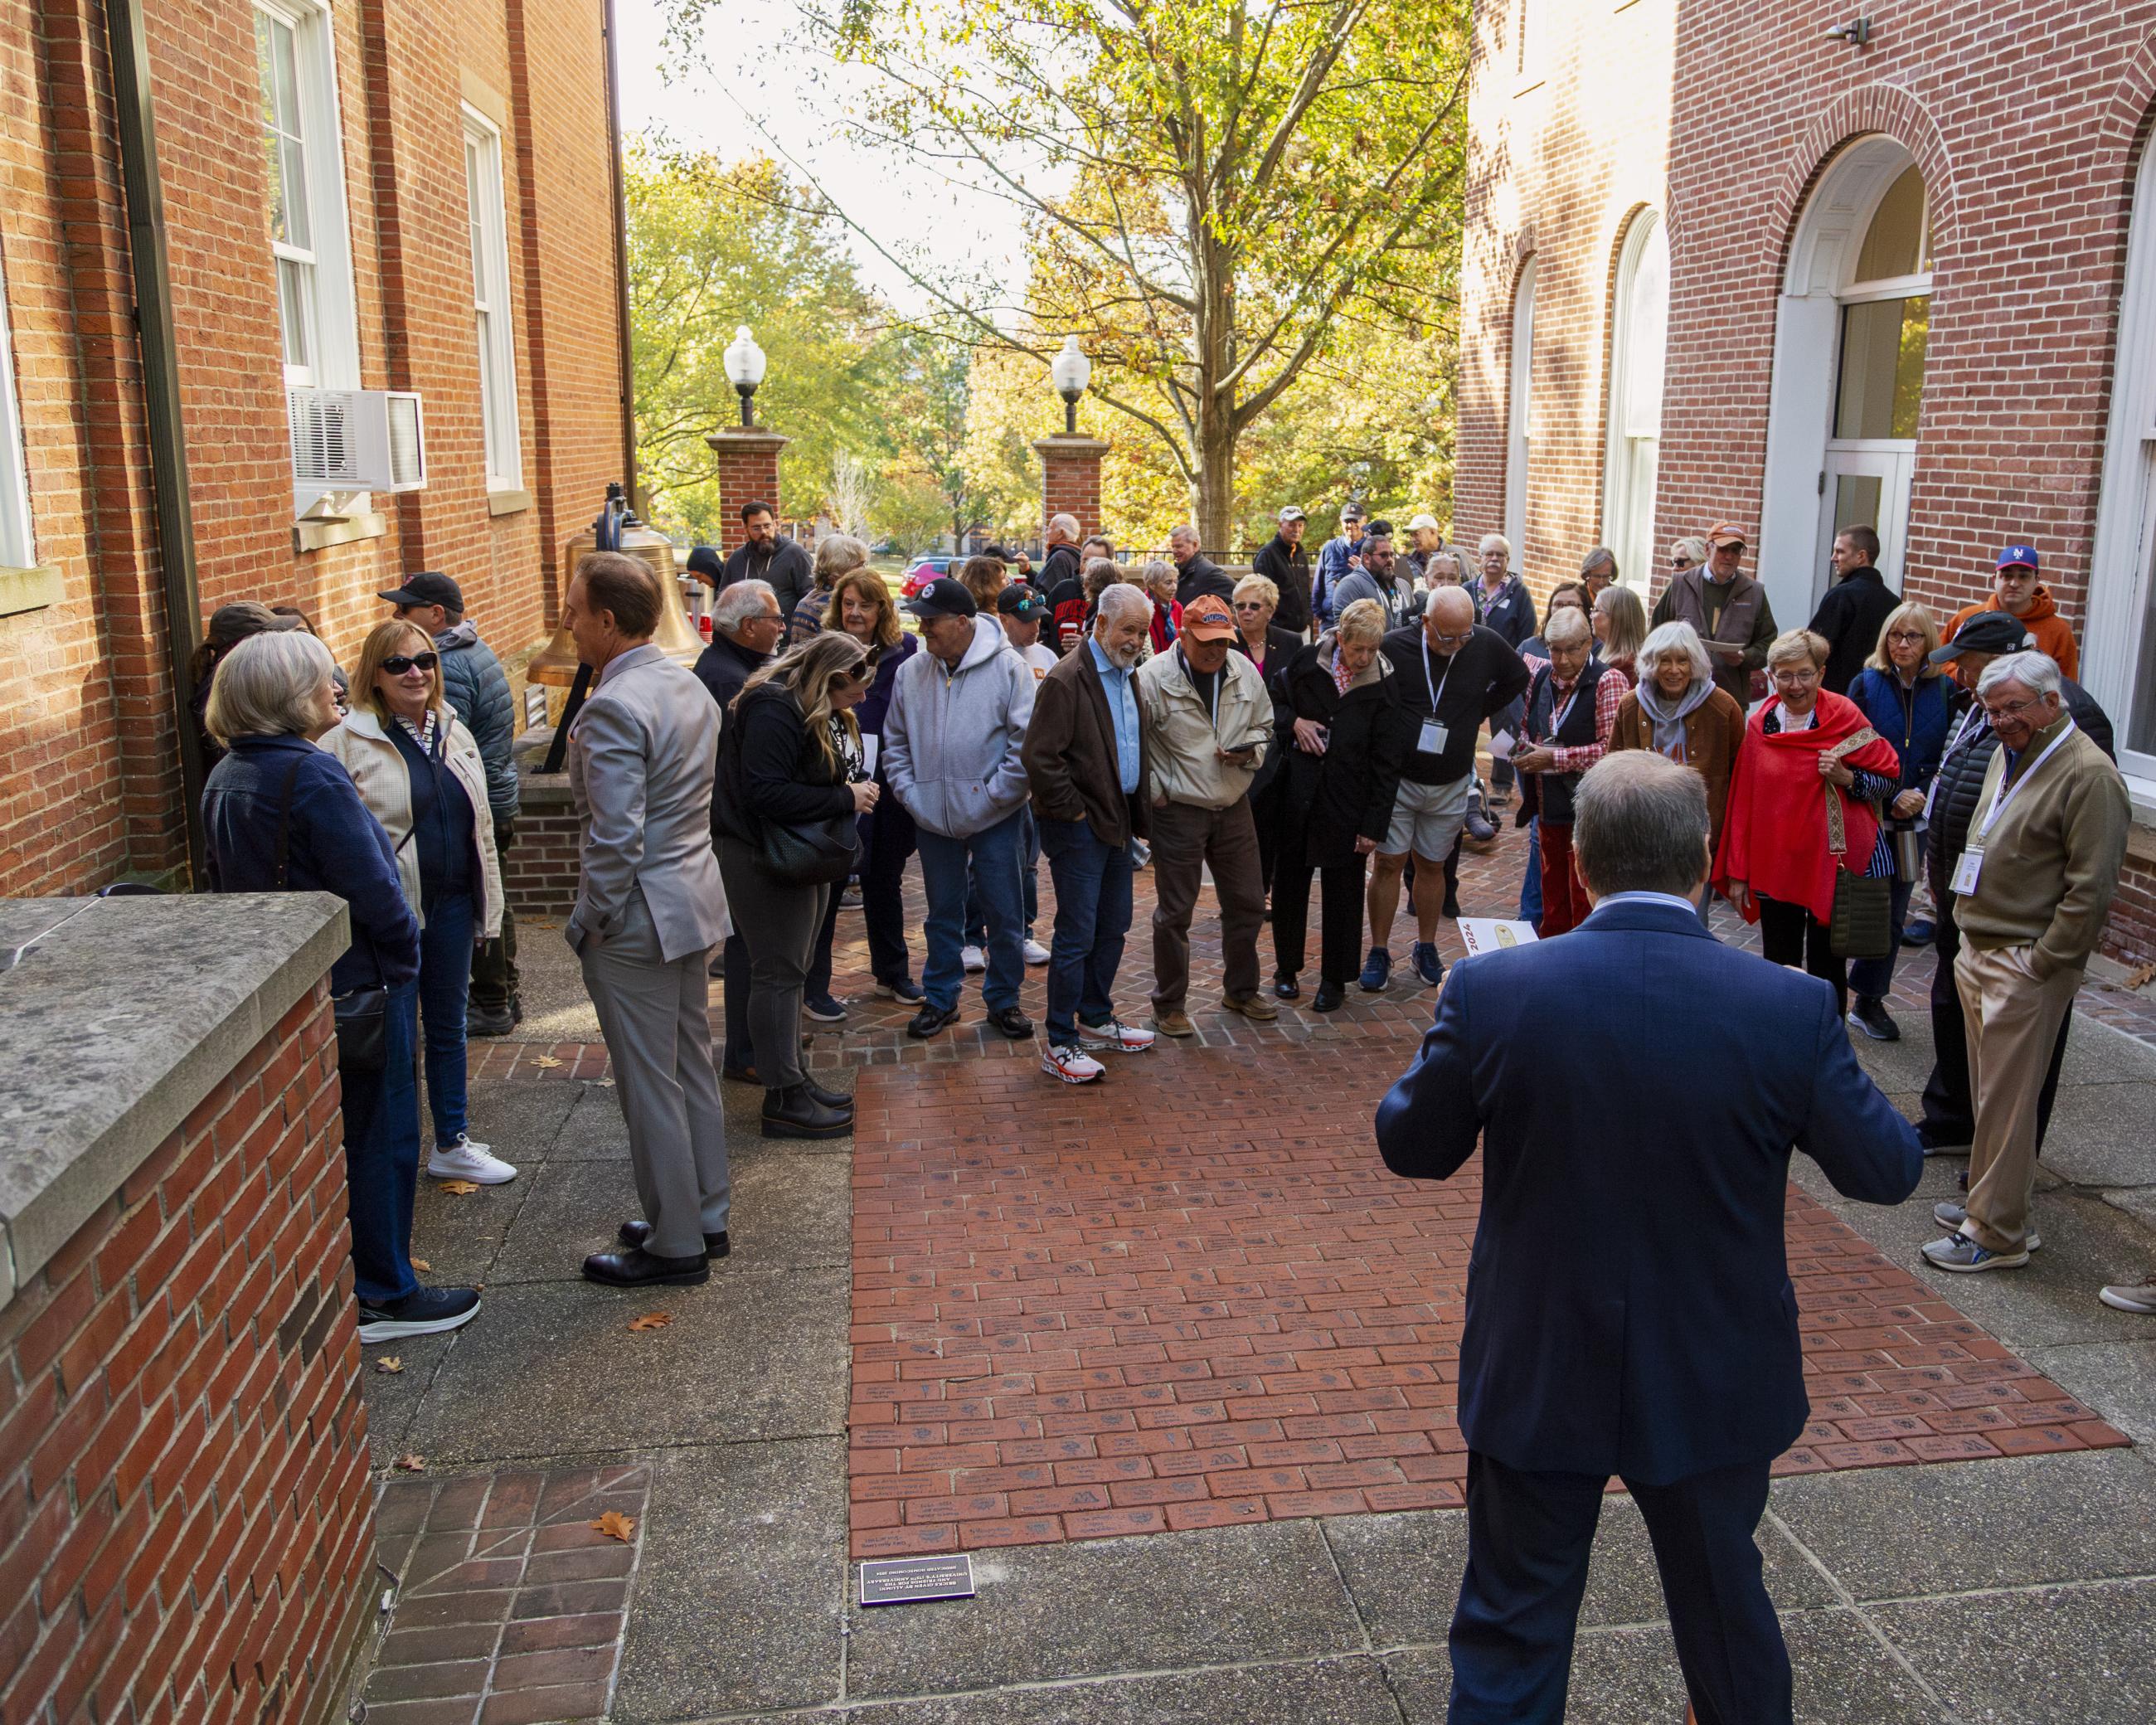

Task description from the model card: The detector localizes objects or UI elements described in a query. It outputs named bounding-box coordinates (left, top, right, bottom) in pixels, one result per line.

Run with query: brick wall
left=707, top=430, right=788, bottom=554
left=1034, top=436, right=1109, bottom=540
left=0, top=0, right=624, bottom=899
left=501, top=770, right=580, bottom=916
left=0, top=987, right=375, bottom=1725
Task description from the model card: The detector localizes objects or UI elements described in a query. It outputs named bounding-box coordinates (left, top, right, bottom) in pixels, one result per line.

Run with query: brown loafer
left=1219, top=991, right=1279, bottom=1022
left=1150, top=1010, right=1195, bottom=1037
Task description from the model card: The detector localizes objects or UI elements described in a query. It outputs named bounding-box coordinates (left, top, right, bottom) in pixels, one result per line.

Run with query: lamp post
left=724, top=325, right=767, bottom=427
left=1050, top=336, right=1090, bottom=435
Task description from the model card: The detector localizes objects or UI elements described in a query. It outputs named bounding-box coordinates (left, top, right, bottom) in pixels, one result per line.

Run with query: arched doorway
left=1603, top=209, right=1668, bottom=594
left=2087, top=137, right=2156, bottom=784
left=1758, top=138, right=1933, bottom=625
left=1504, top=256, right=1536, bottom=568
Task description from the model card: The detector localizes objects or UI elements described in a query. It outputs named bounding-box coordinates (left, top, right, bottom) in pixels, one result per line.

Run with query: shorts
left=1381, top=775, right=1472, bottom=859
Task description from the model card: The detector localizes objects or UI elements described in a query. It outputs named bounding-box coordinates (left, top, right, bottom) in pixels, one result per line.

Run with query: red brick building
left=0, top=0, right=630, bottom=897
left=1456, top=0, right=2156, bottom=960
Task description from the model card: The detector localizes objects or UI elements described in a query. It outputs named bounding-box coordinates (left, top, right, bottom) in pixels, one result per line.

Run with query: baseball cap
left=377, top=571, right=464, bottom=610
left=1180, top=595, right=1236, bottom=641
left=1342, top=502, right=1367, bottom=522
left=206, top=600, right=303, bottom=647
left=1278, top=504, right=1306, bottom=523
left=903, top=576, right=978, bottom=620
left=1930, top=613, right=2033, bottom=663
left=1704, top=522, right=1748, bottom=551
left=996, top=583, right=1046, bottom=620
left=1406, top=513, right=1440, bottom=533
left=1996, top=545, right=2040, bottom=573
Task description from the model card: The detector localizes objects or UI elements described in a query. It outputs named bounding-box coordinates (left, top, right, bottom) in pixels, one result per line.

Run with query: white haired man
left=1168, top=524, right=1236, bottom=607
left=1922, top=650, right=2129, bottom=1275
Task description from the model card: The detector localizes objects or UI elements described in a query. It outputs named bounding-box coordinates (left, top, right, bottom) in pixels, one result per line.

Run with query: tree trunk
left=1192, top=416, right=1236, bottom=553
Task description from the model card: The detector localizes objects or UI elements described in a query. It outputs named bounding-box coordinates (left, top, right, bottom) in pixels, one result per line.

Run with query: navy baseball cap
left=996, top=583, right=1046, bottom=620
left=1996, top=545, right=2040, bottom=573
left=904, top=576, right=978, bottom=620
left=1930, top=613, right=2032, bottom=663
left=378, top=571, right=464, bottom=610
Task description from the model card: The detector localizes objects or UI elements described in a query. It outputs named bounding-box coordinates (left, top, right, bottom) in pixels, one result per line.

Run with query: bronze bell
left=528, top=493, right=705, bottom=687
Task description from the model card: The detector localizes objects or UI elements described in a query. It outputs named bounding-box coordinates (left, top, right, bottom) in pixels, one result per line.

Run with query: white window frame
left=1513, top=0, right=1548, bottom=92
left=1503, top=257, right=1536, bottom=569
left=462, top=107, right=522, bottom=490
left=255, top=0, right=359, bottom=393
left=1602, top=209, right=1667, bottom=595
left=2086, top=142, right=2156, bottom=799
left=0, top=244, right=35, bottom=569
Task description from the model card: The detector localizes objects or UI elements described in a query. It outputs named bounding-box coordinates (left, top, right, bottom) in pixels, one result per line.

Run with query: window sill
left=488, top=488, right=532, bottom=518
left=0, top=564, right=61, bottom=619
left=293, top=511, right=388, bottom=554
left=1513, top=75, right=1547, bottom=99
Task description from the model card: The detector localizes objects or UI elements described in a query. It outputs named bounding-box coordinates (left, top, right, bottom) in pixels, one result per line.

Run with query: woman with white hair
left=201, top=631, right=483, bottom=1343
left=786, top=532, right=872, bottom=648
left=1667, top=536, right=1709, bottom=578
left=1610, top=620, right=1748, bottom=856
left=1513, top=606, right=1624, bottom=936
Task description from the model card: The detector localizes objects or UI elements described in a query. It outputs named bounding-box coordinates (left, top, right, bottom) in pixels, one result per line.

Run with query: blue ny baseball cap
left=1996, top=545, right=2040, bottom=573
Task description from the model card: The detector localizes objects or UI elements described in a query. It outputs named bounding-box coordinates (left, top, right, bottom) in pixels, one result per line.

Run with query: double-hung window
left=255, top=0, right=357, bottom=393
left=464, top=110, right=522, bottom=489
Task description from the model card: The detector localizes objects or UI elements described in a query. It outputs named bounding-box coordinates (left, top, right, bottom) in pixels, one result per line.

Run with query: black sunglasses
left=381, top=652, right=439, bottom=675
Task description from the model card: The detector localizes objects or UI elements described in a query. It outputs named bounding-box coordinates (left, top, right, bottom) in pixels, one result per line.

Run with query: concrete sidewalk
left=354, top=866, right=2156, bottom=1724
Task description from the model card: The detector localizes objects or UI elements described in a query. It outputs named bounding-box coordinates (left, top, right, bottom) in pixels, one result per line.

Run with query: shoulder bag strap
left=273, top=753, right=308, bottom=888
left=1821, top=725, right=1882, bottom=858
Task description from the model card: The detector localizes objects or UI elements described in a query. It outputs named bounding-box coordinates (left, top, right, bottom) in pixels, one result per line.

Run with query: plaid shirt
left=1523, top=654, right=1624, bottom=773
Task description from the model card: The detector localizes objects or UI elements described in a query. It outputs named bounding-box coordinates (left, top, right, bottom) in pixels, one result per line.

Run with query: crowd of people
left=180, top=498, right=2156, bottom=1334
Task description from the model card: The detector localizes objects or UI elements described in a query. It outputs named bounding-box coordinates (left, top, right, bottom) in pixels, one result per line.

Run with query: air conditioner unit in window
left=285, top=386, right=427, bottom=498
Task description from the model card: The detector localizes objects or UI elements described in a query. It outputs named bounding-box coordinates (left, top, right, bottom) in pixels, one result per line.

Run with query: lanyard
left=1548, top=681, right=1582, bottom=738
left=1420, top=637, right=1456, bottom=717
left=1975, top=722, right=2076, bottom=846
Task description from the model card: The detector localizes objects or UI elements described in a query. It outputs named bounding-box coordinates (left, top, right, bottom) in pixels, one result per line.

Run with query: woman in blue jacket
left=1845, top=602, right=1954, bottom=1042
left=200, top=630, right=481, bottom=1344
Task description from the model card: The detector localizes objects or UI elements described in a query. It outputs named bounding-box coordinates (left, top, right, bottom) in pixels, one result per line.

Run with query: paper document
left=862, top=735, right=879, bottom=777
left=1487, top=730, right=1515, bottom=761
left=1457, top=918, right=1539, bottom=955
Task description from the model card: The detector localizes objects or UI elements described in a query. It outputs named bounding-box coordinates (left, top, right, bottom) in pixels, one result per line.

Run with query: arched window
left=1603, top=211, right=1668, bottom=593
left=1758, top=139, right=1932, bottom=624
left=2087, top=141, right=2156, bottom=780
left=1504, top=257, right=1536, bottom=570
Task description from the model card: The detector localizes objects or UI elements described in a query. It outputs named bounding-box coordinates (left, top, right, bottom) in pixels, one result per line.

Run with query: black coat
left=712, top=683, right=854, bottom=849
left=1270, top=643, right=1415, bottom=869
left=1254, top=534, right=1314, bottom=634
left=1927, top=676, right=2115, bottom=896
left=1174, top=555, right=1236, bottom=609
left=1808, top=566, right=1901, bottom=695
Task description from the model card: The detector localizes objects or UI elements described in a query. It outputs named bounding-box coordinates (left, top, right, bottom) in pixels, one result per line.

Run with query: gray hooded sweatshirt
left=882, top=615, right=1037, bottom=838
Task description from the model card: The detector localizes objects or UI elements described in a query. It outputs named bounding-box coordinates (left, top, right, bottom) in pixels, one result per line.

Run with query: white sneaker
left=1042, top=1043, right=1105, bottom=1085
left=1078, top=1017, right=1156, bottom=1053
left=1022, top=937, right=1051, bottom=965
left=961, top=945, right=988, bottom=973
left=427, top=1136, right=518, bottom=1183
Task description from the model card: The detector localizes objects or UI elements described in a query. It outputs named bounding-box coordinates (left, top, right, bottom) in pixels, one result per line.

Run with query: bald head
left=1423, top=586, right=1477, bottom=654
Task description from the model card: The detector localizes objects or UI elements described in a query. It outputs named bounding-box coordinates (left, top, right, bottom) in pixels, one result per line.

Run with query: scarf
left=1634, top=677, right=1715, bottom=757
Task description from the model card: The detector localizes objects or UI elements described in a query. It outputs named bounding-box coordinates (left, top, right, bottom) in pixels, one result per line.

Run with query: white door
left=1816, top=445, right=1913, bottom=606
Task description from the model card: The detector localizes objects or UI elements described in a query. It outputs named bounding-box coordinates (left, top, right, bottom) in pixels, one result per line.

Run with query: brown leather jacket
left=1022, top=640, right=1152, bottom=848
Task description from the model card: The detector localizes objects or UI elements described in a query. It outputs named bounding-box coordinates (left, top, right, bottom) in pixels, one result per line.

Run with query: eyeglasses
left=1670, top=556, right=1694, bottom=569
left=1429, top=630, right=1471, bottom=645
left=381, top=652, right=439, bottom=675
left=1984, top=696, right=2046, bottom=721
left=1232, top=600, right=1266, bottom=612
left=1886, top=630, right=1926, bottom=645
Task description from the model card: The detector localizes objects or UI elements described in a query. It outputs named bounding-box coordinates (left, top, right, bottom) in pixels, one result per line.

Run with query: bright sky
left=614, top=0, right=1032, bottom=315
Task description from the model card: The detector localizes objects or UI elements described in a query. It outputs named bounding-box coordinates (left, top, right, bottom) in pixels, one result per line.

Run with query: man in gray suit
left=563, top=552, right=733, bottom=1288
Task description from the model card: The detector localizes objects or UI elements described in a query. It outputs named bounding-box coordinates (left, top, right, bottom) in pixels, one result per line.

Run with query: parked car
left=901, top=554, right=957, bottom=598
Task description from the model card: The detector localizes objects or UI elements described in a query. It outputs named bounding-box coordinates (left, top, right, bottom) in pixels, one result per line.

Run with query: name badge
left=1417, top=720, right=1449, bottom=755
left=1951, top=849, right=1982, bottom=897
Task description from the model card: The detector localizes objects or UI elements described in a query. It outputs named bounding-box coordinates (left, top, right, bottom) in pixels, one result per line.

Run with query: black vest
left=1525, top=658, right=1609, bottom=826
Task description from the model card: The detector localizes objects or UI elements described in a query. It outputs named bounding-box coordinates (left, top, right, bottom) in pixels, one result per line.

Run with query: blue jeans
left=418, top=890, right=475, bottom=1148
left=1517, top=816, right=1543, bottom=924
left=918, top=810, right=1028, bottom=1012
left=342, top=980, right=422, bottom=1307
left=966, top=809, right=1040, bottom=941
left=1039, top=816, right=1135, bottom=1043
left=1848, top=877, right=1916, bottom=1002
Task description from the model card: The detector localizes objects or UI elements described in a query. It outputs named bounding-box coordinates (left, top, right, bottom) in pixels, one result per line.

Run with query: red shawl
left=1712, top=689, right=1901, bottom=926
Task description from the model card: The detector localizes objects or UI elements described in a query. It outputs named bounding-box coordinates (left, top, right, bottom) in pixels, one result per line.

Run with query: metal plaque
left=857, top=1553, right=976, bottom=1607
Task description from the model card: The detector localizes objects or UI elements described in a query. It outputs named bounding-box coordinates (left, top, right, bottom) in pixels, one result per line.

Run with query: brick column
left=1032, top=435, right=1110, bottom=539
left=704, top=428, right=791, bottom=552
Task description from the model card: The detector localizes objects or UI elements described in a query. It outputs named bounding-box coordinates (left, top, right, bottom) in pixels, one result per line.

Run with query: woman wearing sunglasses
left=323, top=620, right=510, bottom=1186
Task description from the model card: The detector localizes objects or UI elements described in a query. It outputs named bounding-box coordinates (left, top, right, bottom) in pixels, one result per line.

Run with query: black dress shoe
left=618, top=1220, right=731, bottom=1257
left=1441, top=893, right=1462, bottom=920
left=466, top=1006, right=515, bottom=1037
left=804, top=1077, right=854, bottom=1112
left=581, top=1246, right=710, bottom=1287
left=906, top=1002, right=961, bottom=1040
left=984, top=1004, right=1034, bottom=1039
left=721, top=1064, right=760, bottom=1085
left=762, top=1084, right=852, bottom=1139
left=1311, top=979, right=1347, bottom=1013
left=1272, top=973, right=1300, bottom=1001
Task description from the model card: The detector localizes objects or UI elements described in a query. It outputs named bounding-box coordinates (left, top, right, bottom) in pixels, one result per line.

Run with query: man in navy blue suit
left=1376, top=751, right=1920, bottom=1725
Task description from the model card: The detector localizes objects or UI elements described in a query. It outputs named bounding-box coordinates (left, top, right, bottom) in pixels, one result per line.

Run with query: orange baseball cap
left=1180, top=595, right=1237, bottom=640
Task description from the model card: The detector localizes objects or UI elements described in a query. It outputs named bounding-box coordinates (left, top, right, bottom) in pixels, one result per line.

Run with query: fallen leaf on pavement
left=597, top=1077, right=615, bottom=1087
left=376, top=1357, right=404, bottom=1374
left=2124, top=960, right=2156, bottom=991
left=533, top=921, right=559, bottom=929
left=438, top=1180, right=481, bottom=1196
left=410, top=1258, right=431, bottom=1272
left=590, top=1510, right=637, bottom=1543
left=628, top=1311, right=673, bottom=1332
left=393, top=1454, right=425, bottom=1471
left=530, top=1055, right=563, bottom=1069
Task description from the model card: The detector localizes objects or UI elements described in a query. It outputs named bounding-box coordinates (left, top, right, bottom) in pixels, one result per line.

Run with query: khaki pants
left=1954, top=940, right=2081, bottom=1254
left=1149, top=797, right=1265, bottom=1013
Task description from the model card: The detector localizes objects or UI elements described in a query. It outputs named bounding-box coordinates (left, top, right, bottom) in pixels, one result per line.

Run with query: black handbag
left=1822, top=728, right=1894, bottom=961
left=274, top=755, right=391, bottom=1072
left=756, top=814, right=859, bottom=886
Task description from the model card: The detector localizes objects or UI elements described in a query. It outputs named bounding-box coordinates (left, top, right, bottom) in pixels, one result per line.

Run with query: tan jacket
left=1137, top=644, right=1272, bottom=811
left=321, top=706, right=503, bottom=937
left=1952, top=712, right=2129, bottom=978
